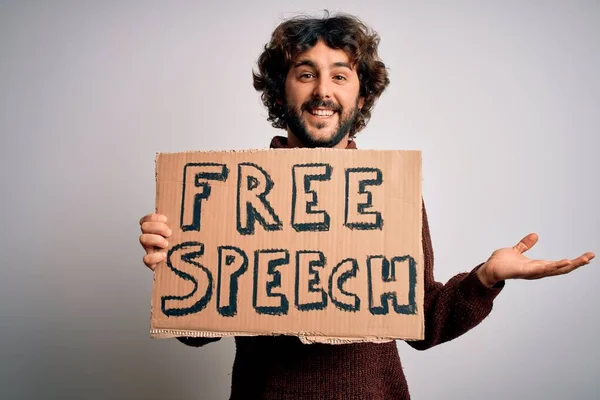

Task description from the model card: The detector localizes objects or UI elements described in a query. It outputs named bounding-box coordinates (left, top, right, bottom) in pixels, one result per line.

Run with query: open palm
left=478, top=233, right=595, bottom=287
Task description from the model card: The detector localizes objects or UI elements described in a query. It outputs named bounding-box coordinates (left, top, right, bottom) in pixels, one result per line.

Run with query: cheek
left=343, top=86, right=362, bottom=108
left=284, top=75, right=299, bottom=101
left=284, top=84, right=307, bottom=107
left=283, top=79, right=291, bottom=99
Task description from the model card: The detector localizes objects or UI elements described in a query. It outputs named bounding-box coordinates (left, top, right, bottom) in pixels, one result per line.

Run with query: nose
left=313, top=76, right=331, bottom=99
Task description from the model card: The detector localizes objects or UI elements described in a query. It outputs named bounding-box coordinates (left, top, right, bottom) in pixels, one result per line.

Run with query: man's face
left=283, top=40, right=364, bottom=148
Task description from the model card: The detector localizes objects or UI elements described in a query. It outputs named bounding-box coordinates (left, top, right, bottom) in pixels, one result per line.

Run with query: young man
left=138, top=13, right=594, bottom=400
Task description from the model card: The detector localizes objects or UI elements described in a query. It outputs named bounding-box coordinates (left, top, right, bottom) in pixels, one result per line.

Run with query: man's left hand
left=477, top=233, right=595, bottom=288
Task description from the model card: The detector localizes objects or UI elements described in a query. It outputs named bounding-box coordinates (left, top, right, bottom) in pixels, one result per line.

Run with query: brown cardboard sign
left=150, top=148, right=424, bottom=344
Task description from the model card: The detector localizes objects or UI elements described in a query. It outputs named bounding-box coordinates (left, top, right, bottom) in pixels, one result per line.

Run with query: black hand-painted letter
left=367, top=255, right=417, bottom=315
left=328, top=258, right=360, bottom=312
left=161, top=241, right=213, bottom=317
left=217, top=246, right=248, bottom=317
left=291, top=164, right=332, bottom=232
left=344, top=168, right=383, bottom=230
left=253, top=249, right=290, bottom=315
left=180, top=163, right=229, bottom=232
left=237, top=163, right=282, bottom=235
left=295, top=250, right=327, bottom=311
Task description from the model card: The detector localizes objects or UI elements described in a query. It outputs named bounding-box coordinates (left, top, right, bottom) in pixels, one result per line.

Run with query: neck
left=286, top=130, right=354, bottom=149
left=270, top=135, right=357, bottom=150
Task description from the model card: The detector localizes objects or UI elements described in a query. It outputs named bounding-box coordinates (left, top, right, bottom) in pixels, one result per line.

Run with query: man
left=138, top=13, right=594, bottom=400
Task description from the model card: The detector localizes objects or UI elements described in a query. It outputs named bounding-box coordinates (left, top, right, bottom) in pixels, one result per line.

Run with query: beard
left=284, top=97, right=360, bottom=148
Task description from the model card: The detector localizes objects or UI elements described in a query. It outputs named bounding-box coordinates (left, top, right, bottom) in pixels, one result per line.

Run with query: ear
left=358, top=97, right=365, bottom=110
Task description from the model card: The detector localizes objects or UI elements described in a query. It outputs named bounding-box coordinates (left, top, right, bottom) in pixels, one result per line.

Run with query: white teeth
left=311, top=109, right=334, bottom=117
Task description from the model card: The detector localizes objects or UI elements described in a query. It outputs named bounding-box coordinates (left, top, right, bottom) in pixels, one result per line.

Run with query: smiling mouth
left=308, top=108, right=336, bottom=117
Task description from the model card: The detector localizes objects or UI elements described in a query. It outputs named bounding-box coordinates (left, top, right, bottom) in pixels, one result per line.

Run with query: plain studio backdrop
left=1, top=1, right=598, bottom=399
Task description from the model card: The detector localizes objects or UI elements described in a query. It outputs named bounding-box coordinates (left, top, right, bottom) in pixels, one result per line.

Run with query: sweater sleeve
left=407, top=201, right=504, bottom=351
left=177, top=336, right=222, bottom=347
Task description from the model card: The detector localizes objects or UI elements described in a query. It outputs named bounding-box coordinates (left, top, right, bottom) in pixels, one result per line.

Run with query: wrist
left=477, top=263, right=496, bottom=288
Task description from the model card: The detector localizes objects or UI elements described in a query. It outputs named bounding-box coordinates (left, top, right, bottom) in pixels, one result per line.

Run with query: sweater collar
left=269, top=136, right=357, bottom=149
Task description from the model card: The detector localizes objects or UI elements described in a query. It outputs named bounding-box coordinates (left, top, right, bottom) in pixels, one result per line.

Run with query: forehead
left=292, top=40, right=353, bottom=67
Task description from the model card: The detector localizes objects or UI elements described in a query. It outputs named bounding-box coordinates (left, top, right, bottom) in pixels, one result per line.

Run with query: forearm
left=408, top=264, right=503, bottom=350
left=409, top=201, right=504, bottom=350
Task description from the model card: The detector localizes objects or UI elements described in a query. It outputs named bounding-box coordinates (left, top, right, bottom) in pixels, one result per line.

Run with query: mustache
left=301, top=99, right=342, bottom=113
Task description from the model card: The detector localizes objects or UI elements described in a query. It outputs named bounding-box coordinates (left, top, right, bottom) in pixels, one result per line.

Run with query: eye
left=299, top=72, right=315, bottom=80
left=333, top=75, right=347, bottom=81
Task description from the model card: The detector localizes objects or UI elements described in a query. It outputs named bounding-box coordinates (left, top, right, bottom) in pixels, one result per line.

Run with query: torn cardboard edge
left=149, top=329, right=403, bottom=345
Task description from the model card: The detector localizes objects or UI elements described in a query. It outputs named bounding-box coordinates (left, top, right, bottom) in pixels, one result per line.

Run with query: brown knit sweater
left=177, top=136, right=504, bottom=399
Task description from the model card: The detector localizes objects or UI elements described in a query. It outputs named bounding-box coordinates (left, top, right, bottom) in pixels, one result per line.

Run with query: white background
left=1, top=1, right=598, bottom=399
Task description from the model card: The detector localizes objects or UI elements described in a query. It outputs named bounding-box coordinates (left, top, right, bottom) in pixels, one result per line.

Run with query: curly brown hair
left=253, top=12, right=390, bottom=138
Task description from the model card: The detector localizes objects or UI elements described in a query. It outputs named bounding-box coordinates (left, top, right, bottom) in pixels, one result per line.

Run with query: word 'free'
left=180, top=162, right=384, bottom=234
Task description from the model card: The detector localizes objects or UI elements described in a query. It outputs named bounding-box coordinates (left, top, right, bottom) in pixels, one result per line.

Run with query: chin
left=289, top=118, right=351, bottom=148
left=307, top=131, right=337, bottom=142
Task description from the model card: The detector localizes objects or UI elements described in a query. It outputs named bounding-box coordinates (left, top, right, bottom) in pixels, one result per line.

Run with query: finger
left=139, top=233, right=169, bottom=250
left=542, top=252, right=594, bottom=274
left=143, top=252, right=167, bottom=270
left=581, top=252, right=595, bottom=262
left=521, top=258, right=569, bottom=279
left=513, top=233, right=539, bottom=254
left=141, top=221, right=173, bottom=237
left=139, top=213, right=167, bottom=226
left=538, top=258, right=591, bottom=278
left=539, top=258, right=571, bottom=274
left=528, top=255, right=592, bottom=279
left=561, top=252, right=595, bottom=271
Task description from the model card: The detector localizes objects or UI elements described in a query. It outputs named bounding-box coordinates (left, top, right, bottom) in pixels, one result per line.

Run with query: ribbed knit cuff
left=460, top=263, right=505, bottom=303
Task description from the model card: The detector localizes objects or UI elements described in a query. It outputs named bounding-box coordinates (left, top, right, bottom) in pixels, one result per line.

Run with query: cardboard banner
left=150, top=148, right=424, bottom=344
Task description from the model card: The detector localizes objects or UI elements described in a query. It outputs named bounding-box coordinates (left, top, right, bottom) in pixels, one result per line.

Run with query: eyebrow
left=293, top=60, right=353, bottom=70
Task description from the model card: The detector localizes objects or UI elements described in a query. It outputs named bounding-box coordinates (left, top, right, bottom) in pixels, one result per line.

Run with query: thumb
left=513, top=233, right=539, bottom=254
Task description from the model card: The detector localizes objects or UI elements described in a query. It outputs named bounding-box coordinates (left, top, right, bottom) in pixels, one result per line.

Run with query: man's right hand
left=139, top=213, right=172, bottom=270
